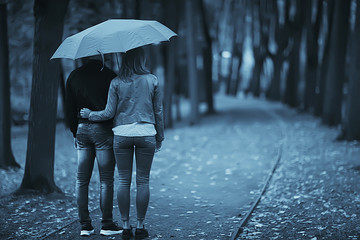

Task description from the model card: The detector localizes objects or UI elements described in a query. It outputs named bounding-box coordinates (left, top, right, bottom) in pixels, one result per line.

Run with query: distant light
left=222, top=51, right=231, bottom=59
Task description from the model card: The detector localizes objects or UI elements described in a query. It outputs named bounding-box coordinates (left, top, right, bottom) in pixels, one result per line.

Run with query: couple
left=65, top=47, right=164, bottom=239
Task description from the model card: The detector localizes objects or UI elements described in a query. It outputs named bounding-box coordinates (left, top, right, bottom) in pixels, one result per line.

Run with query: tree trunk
left=267, top=53, right=282, bottom=100
left=163, top=43, right=176, bottom=128
left=0, top=3, right=20, bottom=169
left=303, top=0, right=322, bottom=112
left=58, top=62, right=66, bottom=119
left=225, top=56, right=234, bottom=95
left=322, top=0, right=350, bottom=126
left=199, top=0, right=215, bottom=114
left=342, top=0, right=360, bottom=140
left=250, top=0, right=270, bottom=98
left=19, top=0, right=69, bottom=193
left=185, top=0, right=199, bottom=125
left=163, top=0, right=179, bottom=128
left=250, top=48, right=264, bottom=97
left=218, top=0, right=234, bottom=94
left=283, top=0, right=305, bottom=108
left=123, top=0, right=140, bottom=19
left=284, top=48, right=300, bottom=107
left=314, top=0, right=335, bottom=116
left=224, top=0, right=239, bottom=96
left=266, top=0, right=286, bottom=101
left=231, top=48, right=242, bottom=96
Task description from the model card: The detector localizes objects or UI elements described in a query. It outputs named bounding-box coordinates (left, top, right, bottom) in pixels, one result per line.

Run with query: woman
left=80, top=47, right=164, bottom=240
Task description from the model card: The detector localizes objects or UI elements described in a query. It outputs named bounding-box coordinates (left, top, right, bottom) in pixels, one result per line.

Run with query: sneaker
left=80, top=224, right=95, bottom=236
left=122, top=227, right=133, bottom=240
left=135, top=228, right=149, bottom=239
left=100, top=222, right=123, bottom=236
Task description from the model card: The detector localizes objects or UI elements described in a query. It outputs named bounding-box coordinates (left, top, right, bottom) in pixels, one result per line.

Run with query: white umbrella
left=51, top=19, right=177, bottom=60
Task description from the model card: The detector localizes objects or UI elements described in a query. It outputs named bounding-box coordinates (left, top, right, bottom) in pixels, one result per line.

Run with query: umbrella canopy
left=51, top=19, right=177, bottom=60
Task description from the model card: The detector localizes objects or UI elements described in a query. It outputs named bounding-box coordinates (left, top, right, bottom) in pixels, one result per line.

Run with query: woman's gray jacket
left=89, top=74, right=164, bottom=142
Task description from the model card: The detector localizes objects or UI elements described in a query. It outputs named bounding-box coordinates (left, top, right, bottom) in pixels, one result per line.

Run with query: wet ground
left=0, top=94, right=359, bottom=239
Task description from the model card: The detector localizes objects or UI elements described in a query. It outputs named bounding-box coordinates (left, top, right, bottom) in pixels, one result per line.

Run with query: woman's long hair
left=119, top=47, right=150, bottom=78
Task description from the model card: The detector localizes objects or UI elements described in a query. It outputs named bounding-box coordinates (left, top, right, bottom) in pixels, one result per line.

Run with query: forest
left=0, top=0, right=359, bottom=193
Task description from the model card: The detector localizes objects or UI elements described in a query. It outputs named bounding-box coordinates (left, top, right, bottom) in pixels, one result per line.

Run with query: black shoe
left=122, top=227, right=133, bottom=240
left=80, top=224, right=95, bottom=236
left=100, top=222, right=123, bottom=236
left=135, top=228, right=149, bottom=239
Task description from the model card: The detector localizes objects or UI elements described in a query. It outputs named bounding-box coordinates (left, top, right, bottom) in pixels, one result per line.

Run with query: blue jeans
left=75, top=122, right=115, bottom=227
left=113, top=135, right=156, bottom=222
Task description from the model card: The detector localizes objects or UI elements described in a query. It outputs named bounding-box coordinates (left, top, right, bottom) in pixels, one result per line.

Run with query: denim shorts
left=75, top=122, right=113, bottom=150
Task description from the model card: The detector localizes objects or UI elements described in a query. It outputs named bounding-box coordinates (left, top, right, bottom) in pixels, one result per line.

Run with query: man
left=65, top=55, right=121, bottom=236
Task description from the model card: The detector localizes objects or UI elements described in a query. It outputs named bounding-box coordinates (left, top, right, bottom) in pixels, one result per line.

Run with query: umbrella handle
left=97, top=51, right=104, bottom=71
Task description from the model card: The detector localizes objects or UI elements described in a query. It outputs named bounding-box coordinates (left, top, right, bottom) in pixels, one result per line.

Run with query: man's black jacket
left=65, top=60, right=117, bottom=137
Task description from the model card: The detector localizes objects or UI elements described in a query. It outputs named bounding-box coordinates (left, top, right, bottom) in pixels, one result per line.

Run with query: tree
left=249, top=0, right=271, bottom=97
left=266, top=0, right=290, bottom=101
left=341, top=0, right=360, bottom=140
left=216, top=0, right=234, bottom=93
left=224, top=0, right=244, bottom=97
left=220, top=0, right=239, bottom=96
left=0, top=2, right=20, bottom=169
left=122, top=0, right=140, bottom=19
left=185, top=0, right=199, bottom=124
left=19, top=0, right=69, bottom=193
left=199, top=0, right=215, bottom=113
left=314, top=0, right=335, bottom=116
left=163, top=0, right=180, bottom=128
left=303, top=0, right=323, bottom=112
left=322, top=0, right=351, bottom=126
left=283, top=0, right=305, bottom=107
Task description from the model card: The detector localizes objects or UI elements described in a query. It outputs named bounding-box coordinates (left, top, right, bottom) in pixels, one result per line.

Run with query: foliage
left=6, top=0, right=360, bottom=139
left=7, top=1, right=34, bottom=116
left=7, top=0, right=126, bottom=118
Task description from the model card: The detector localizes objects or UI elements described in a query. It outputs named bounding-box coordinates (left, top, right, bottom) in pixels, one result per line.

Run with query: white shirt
left=112, top=122, right=156, bottom=137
